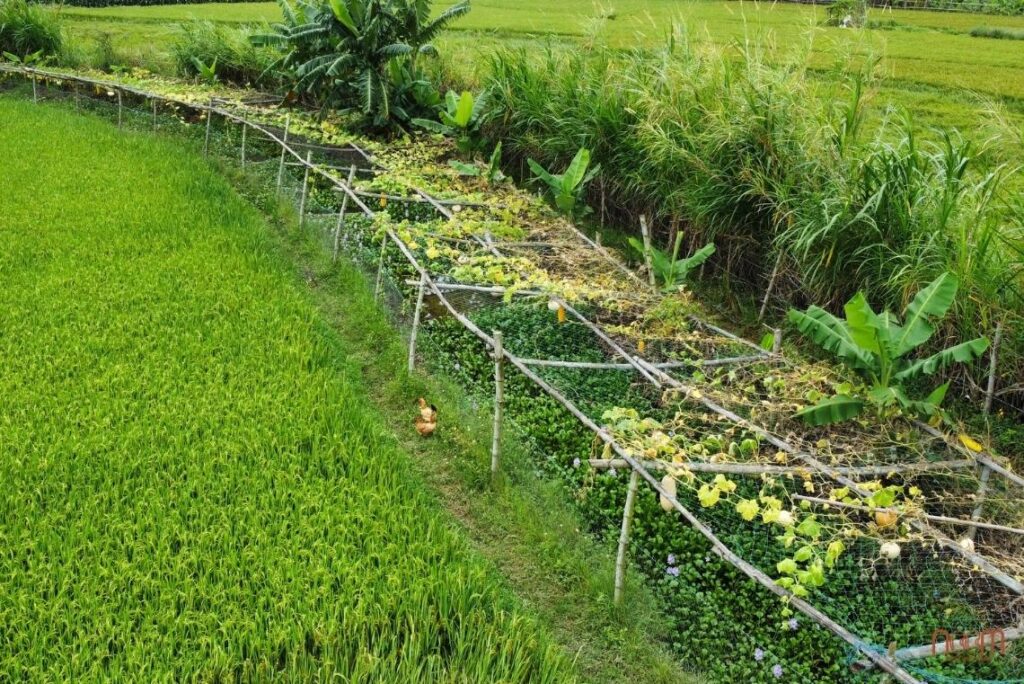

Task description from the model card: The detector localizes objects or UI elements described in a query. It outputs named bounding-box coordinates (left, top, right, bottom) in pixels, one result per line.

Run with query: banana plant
left=628, top=231, right=715, bottom=292
left=450, top=142, right=506, bottom=185
left=788, top=272, right=989, bottom=426
left=527, top=148, right=600, bottom=218
left=191, top=56, right=219, bottom=84
left=2, top=50, right=44, bottom=66
left=413, top=89, right=489, bottom=155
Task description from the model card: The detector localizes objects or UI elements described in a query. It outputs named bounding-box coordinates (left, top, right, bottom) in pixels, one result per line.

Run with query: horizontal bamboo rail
left=590, top=458, right=976, bottom=477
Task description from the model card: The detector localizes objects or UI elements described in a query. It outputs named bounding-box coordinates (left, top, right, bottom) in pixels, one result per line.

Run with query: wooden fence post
left=614, top=469, right=641, bottom=606
left=374, top=233, right=389, bottom=298
left=31, top=74, right=37, bottom=103
left=116, top=90, right=123, bottom=129
left=151, top=97, right=157, bottom=131
left=276, top=114, right=291, bottom=192
left=984, top=321, right=1003, bottom=416
left=408, top=273, right=427, bottom=373
left=759, top=253, right=784, bottom=322
left=240, top=117, right=247, bottom=167
left=203, top=97, right=213, bottom=155
left=298, top=151, right=312, bottom=230
left=969, top=465, right=993, bottom=542
left=332, top=165, right=357, bottom=262
left=491, top=330, right=504, bottom=478
left=639, top=214, right=655, bottom=287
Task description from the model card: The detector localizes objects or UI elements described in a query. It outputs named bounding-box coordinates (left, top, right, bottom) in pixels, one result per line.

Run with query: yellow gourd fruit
left=874, top=510, right=898, bottom=528
left=659, top=475, right=676, bottom=512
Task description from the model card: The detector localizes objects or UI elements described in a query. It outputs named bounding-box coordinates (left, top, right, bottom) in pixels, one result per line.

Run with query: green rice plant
left=527, top=147, right=600, bottom=218
left=0, top=0, right=63, bottom=60
left=788, top=272, right=990, bottom=425
left=970, top=24, right=1024, bottom=38
left=0, top=96, right=573, bottom=683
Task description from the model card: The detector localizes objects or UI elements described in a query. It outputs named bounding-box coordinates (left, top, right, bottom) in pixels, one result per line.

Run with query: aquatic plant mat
left=6, top=64, right=1023, bottom=682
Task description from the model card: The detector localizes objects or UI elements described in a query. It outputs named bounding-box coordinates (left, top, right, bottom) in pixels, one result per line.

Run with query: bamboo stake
left=32, top=73, right=37, bottom=103
left=639, top=214, right=655, bottom=287
left=116, top=90, right=123, bottom=129
left=968, top=464, right=992, bottom=542
left=516, top=354, right=772, bottom=371
left=276, top=114, right=291, bottom=192
left=298, top=151, right=312, bottom=230
left=151, top=97, right=157, bottom=131
left=240, top=117, right=247, bottom=167
left=332, top=165, right=357, bottom=262
left=203, top=97, right=213, bottom=155
left=793, top=493, right=1024, bottom=536
left=374, top=232, right=389, bottom=298
left=558, top=299, right=662, bottom=387
left=759, top=253, right=783, bottom=322
left=984, top=321, right=1003, bottom=415
left=408, top=273, right=427, bottom=373
left=491, top=330, right=504, bottom=478
left=614, top=469, right=640, bottom=606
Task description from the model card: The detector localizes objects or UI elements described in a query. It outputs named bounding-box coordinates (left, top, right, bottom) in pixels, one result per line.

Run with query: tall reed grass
left=171, top=20, right=276, bottom=87
left=0, top=0, right=63, bottom=59
left=485, top=35, right=1023, bottom=383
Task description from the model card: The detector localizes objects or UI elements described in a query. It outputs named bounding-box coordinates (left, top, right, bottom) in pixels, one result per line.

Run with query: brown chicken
left=415, top=398, right=438, bottom=437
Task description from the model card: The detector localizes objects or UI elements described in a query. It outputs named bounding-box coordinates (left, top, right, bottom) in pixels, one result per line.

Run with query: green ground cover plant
left=419, top=302, right=1024, bottom=682
left=0, top=94, right=574, bottom=681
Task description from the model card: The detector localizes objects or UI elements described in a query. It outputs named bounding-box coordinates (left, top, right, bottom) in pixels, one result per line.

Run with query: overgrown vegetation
left=420, top=302, right=1024, bottom=682
left=172, top=20, right=275, bottom=86
left=254, top=0, right=468, bottom=128
left=485, top=41, right=1023, bottom=390
left=0, top=95, right=575, bottom=682
left=0, top=0, right=63, bottom=60
left=789, top=272, right=990, bottom=425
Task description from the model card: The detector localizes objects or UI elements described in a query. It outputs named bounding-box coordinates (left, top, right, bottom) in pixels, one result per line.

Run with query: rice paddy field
left=0, top=96, right=573, bottom=681
left=55, top=0, right=1024, bottom=130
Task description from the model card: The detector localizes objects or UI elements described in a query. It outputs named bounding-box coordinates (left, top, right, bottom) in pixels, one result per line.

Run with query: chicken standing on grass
left=415, top=398, right=437, bottom=437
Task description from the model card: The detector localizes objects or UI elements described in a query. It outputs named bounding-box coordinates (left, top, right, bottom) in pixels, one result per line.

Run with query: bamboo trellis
left=8, top=63, right=1024, bottom=683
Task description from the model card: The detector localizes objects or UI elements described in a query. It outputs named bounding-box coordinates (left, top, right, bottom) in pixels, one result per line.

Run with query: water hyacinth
left=773, top=664, right=784, bottom=678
